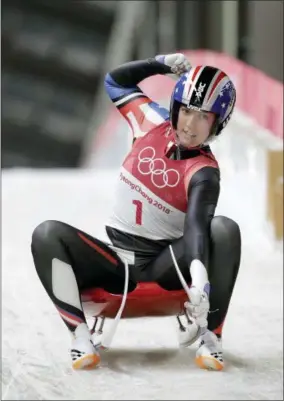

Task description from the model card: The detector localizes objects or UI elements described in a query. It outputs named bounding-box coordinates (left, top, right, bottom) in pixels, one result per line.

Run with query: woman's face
left=176, top=106, right=216, bottom=148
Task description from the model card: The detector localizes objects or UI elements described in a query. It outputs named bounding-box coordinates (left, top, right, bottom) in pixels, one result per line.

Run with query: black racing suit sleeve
left=105, top=59, right=171, bottom=140
left=184, top=166, right=220, bottom=270
left=108, top=58, right=172, bottom=87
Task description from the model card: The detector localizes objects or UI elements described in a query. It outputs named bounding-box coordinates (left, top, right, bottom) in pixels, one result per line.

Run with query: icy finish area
left=2, top=169, right=283, bottom=400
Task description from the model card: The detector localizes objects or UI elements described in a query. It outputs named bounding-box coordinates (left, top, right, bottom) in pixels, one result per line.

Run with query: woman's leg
left=31, top=219, right=136, bottom=368
left=145, top=215, right=241, bottom=370
left=145, top=215, right=241, bottom=336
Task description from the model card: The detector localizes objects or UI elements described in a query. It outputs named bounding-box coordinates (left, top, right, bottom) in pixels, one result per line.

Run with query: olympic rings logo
left=137, top=147, right=180, bottom=189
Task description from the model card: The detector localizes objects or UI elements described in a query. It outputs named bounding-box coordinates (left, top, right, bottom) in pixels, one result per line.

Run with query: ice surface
left=2, top=168, right=283, bottom=400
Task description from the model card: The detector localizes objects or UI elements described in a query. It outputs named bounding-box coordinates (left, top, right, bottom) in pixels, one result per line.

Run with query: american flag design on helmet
left=171, top=65, right=236, bottom=136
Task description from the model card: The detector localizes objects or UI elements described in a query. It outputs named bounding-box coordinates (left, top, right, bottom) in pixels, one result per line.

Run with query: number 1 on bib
left=132, top=200, right=142, bottom=225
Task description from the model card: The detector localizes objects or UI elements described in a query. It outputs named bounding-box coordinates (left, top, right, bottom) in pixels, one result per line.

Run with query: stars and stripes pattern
left=173, top=66, right=236, bottom=123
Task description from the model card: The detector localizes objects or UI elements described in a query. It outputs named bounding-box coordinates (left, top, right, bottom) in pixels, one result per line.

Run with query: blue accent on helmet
left=172, top=73, right=188, bottom=103
left=210, top=81, right=236, bottom=120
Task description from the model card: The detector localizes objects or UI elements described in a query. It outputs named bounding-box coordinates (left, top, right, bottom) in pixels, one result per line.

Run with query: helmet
left=170, top=65, right=236, bottom=142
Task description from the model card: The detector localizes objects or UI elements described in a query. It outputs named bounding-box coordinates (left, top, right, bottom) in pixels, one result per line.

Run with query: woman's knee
left=211, top=215, right=241, bottom=247
left=31, top=220, right=64, bottom=251
left=209, top=216, right=241, bottom=283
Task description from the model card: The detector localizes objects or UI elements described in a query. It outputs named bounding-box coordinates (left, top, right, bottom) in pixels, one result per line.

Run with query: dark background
left=2, top=0, right=283, bottom=168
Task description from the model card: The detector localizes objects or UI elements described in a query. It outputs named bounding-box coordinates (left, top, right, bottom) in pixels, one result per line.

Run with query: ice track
left=2, top=168, right=283, bottom=400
